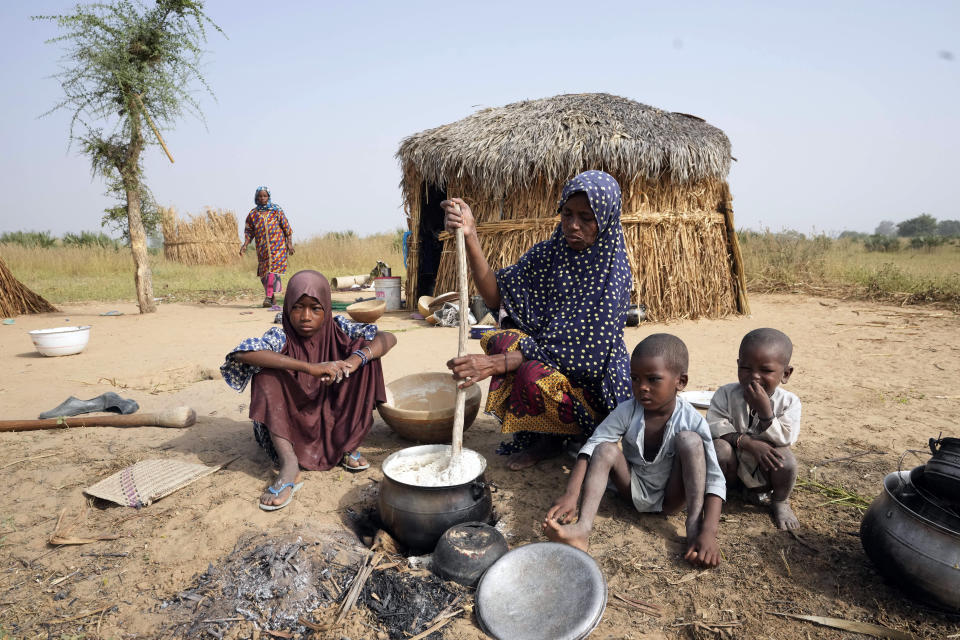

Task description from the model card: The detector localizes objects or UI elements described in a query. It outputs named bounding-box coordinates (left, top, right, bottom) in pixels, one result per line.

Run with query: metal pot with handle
left=378, top=445, right=493, bottom=553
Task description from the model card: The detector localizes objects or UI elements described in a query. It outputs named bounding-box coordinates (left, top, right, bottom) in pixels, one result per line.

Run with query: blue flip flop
left=259, top=480, right=304, bottom=511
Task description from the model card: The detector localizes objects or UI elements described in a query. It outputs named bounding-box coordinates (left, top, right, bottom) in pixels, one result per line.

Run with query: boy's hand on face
left=743, top=438, right=785, bottom=472
left=685, top=532, right=721, bottom=568
left=545, top=492, right=580, bottom=525
left=742, top=380, right=773, bottom=419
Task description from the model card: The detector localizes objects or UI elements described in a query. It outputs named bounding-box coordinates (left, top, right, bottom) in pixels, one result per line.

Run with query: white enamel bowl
left=28, top=326, right=91, bottom=357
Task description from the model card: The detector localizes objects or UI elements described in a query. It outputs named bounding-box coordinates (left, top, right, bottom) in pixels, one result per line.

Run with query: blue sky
left=1, top=1, right=957, bottom=239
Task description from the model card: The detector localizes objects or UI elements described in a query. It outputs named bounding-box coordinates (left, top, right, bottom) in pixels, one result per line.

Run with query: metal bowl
left=28, top=326, right=91, bottom=357
left=476, top=542, right=607, bottom=640
left=377, top=373, right=481, bottom=443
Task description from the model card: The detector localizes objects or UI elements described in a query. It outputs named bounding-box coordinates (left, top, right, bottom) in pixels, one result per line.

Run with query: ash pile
left=161, top=529, right=467, bottom=638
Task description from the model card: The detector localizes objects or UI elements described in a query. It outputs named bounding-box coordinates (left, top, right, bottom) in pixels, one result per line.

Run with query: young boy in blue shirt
left=543, top=334, right=726, bottom=567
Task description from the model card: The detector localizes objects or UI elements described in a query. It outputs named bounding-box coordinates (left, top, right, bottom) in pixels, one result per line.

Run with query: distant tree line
left=873, top=214, right=960, bottom=238
left=836, top=214, right=960, bottom=252
left=0, top=230, right=122, bottom=249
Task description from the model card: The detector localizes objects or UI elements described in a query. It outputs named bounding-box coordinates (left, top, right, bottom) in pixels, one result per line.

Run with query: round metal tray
left=475, top=542, right=607, bottom=640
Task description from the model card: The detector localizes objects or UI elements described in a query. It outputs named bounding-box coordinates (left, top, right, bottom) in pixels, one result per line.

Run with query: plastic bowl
left=28, top=326, right=91, bottom=357
left=378, top=372, right=482, bottom=443
left=346, top=299, right=386, bottom=323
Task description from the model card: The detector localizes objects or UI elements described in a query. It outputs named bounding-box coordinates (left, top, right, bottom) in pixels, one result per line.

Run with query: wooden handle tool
left=451, top=206, right=469, bottom=460
left=0, top=406, right=196, bottom=433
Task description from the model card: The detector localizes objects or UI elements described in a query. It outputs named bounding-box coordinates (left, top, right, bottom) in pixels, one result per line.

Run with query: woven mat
left=84, top=459, right=222, bottom=508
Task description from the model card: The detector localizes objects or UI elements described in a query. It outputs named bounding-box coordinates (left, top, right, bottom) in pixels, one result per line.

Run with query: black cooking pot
left=378, top=445, right=493, bottom=553
left=860, top=470, right=960, bottom=612
left=926, top=437, right=960, bottom=503
left=432, top=521, right=508, bottom=587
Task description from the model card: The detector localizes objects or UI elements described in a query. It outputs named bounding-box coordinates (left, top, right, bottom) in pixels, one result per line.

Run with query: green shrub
left=62, top=231, right=122, bottom=249
left=863, top=234, right=900, bottom=252
left=0, top=230, right=57, bottom=248
left=909, top=236, right=945, bottom=250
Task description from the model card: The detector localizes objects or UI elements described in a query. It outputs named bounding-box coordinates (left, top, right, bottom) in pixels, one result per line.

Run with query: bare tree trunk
left=125, top=94, right=155, bottom=314
left=126, top=186, right=156, bottom=313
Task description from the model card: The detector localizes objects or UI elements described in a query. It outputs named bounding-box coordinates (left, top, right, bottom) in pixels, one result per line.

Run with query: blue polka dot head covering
left=495, top=170, right=633, bottom=412
left=254, top=186, right=280, bottom=212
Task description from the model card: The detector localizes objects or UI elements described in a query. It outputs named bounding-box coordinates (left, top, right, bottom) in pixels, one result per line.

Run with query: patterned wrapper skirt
left=481, top=329, right=602, bottom=448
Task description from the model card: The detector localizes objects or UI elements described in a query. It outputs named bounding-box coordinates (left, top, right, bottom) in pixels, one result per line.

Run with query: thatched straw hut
left=0, top=255, right=57, bottom=316
left=161, top=207, right=240, bottom=265
left=397, top=92, right=748, bottom=321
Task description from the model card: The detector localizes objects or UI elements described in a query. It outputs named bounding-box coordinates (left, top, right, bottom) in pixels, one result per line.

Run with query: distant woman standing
left=240, top=186, right=295, bottom=307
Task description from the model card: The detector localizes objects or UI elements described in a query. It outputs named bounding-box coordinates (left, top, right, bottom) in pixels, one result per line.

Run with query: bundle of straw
left=161, top=207, right=240, bottom=265
left=0, top=254, right=57, bottom=316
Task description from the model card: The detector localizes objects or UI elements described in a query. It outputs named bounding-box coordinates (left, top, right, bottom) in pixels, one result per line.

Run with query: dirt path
left=1, top=293, right=957, bottom=638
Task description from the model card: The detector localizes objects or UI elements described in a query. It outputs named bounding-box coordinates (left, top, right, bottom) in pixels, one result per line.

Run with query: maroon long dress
left=249, top=270, right=386, bottom=470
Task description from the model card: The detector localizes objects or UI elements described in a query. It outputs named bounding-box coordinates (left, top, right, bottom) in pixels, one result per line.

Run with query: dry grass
left=740, top=231, right=960, bottom=309
left=0, top=231, right=403, bottom=304
left=3, top=228, right=957, bottom=312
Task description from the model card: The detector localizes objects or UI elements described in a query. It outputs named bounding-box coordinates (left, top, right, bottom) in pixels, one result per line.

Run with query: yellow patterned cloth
left=481, top=329, right=600, bottom=437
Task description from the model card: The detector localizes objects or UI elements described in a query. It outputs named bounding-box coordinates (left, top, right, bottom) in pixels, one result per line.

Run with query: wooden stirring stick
left=451, top=202, right=469, bottom=461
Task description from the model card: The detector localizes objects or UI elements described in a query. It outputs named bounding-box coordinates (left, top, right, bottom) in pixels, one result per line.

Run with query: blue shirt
left=580, top=396, right=726, bottom=511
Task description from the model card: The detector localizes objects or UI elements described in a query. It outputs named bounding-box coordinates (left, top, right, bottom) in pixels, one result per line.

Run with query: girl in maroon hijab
left=221, top=270, right=396, bottom=510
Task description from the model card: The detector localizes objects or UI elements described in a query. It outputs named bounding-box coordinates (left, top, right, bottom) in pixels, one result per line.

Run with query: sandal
left=259, top=480, right=303, bottom=511
left=262, top=297, right=272, bottom=308
left=341, top=451, right=370, bottom=472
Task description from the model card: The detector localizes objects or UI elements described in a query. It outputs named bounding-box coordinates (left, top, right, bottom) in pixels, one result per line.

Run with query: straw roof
left=398, top=93, right=732, bottom=198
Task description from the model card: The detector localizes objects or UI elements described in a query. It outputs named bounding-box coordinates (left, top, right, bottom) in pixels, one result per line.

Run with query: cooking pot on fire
left=378, top=445, right=493, bottom=553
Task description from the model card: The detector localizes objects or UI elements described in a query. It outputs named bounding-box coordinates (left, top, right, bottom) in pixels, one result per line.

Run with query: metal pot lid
left=475, top=542, right=606, bottom=640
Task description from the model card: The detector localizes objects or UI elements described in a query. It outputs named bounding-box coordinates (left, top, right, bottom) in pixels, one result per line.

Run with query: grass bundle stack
left=398, top=92, right=749, bottom=320
left=0, top=254, right=57, bottom=316
left=161, top=207, right=240, bottom=266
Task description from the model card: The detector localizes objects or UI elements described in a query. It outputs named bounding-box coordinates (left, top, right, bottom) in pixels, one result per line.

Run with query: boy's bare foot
left=771, top=500, right=799, bottom=530
left=507, top=436, right=562, bottom=471
left=684, top=514, right=701, bottom=544
left=543, top=517, right=589, bottom=552
left=261, top=469, right=302, bottom=507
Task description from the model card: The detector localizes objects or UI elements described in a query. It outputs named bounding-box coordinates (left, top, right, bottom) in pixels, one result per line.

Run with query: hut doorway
left=416, top=183, right=447, bottom=298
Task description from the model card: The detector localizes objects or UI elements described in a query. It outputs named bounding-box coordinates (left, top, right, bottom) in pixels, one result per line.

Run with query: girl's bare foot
left=771, top=500, right=799, bottom=530
left=543, top=518, right=590, bottom=552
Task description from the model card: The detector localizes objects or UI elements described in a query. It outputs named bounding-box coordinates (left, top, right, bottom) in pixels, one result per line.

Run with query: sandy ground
left=1, top=293, right=958, bottom=639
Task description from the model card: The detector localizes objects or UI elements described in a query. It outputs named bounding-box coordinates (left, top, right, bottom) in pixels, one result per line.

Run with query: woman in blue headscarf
left=443, top=170, right=633, bottom=470
left=240, top=186, right=295, bottom=307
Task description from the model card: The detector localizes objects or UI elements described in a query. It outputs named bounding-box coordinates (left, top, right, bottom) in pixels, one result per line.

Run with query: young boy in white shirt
left=708, top=328, right=801, bottom=530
